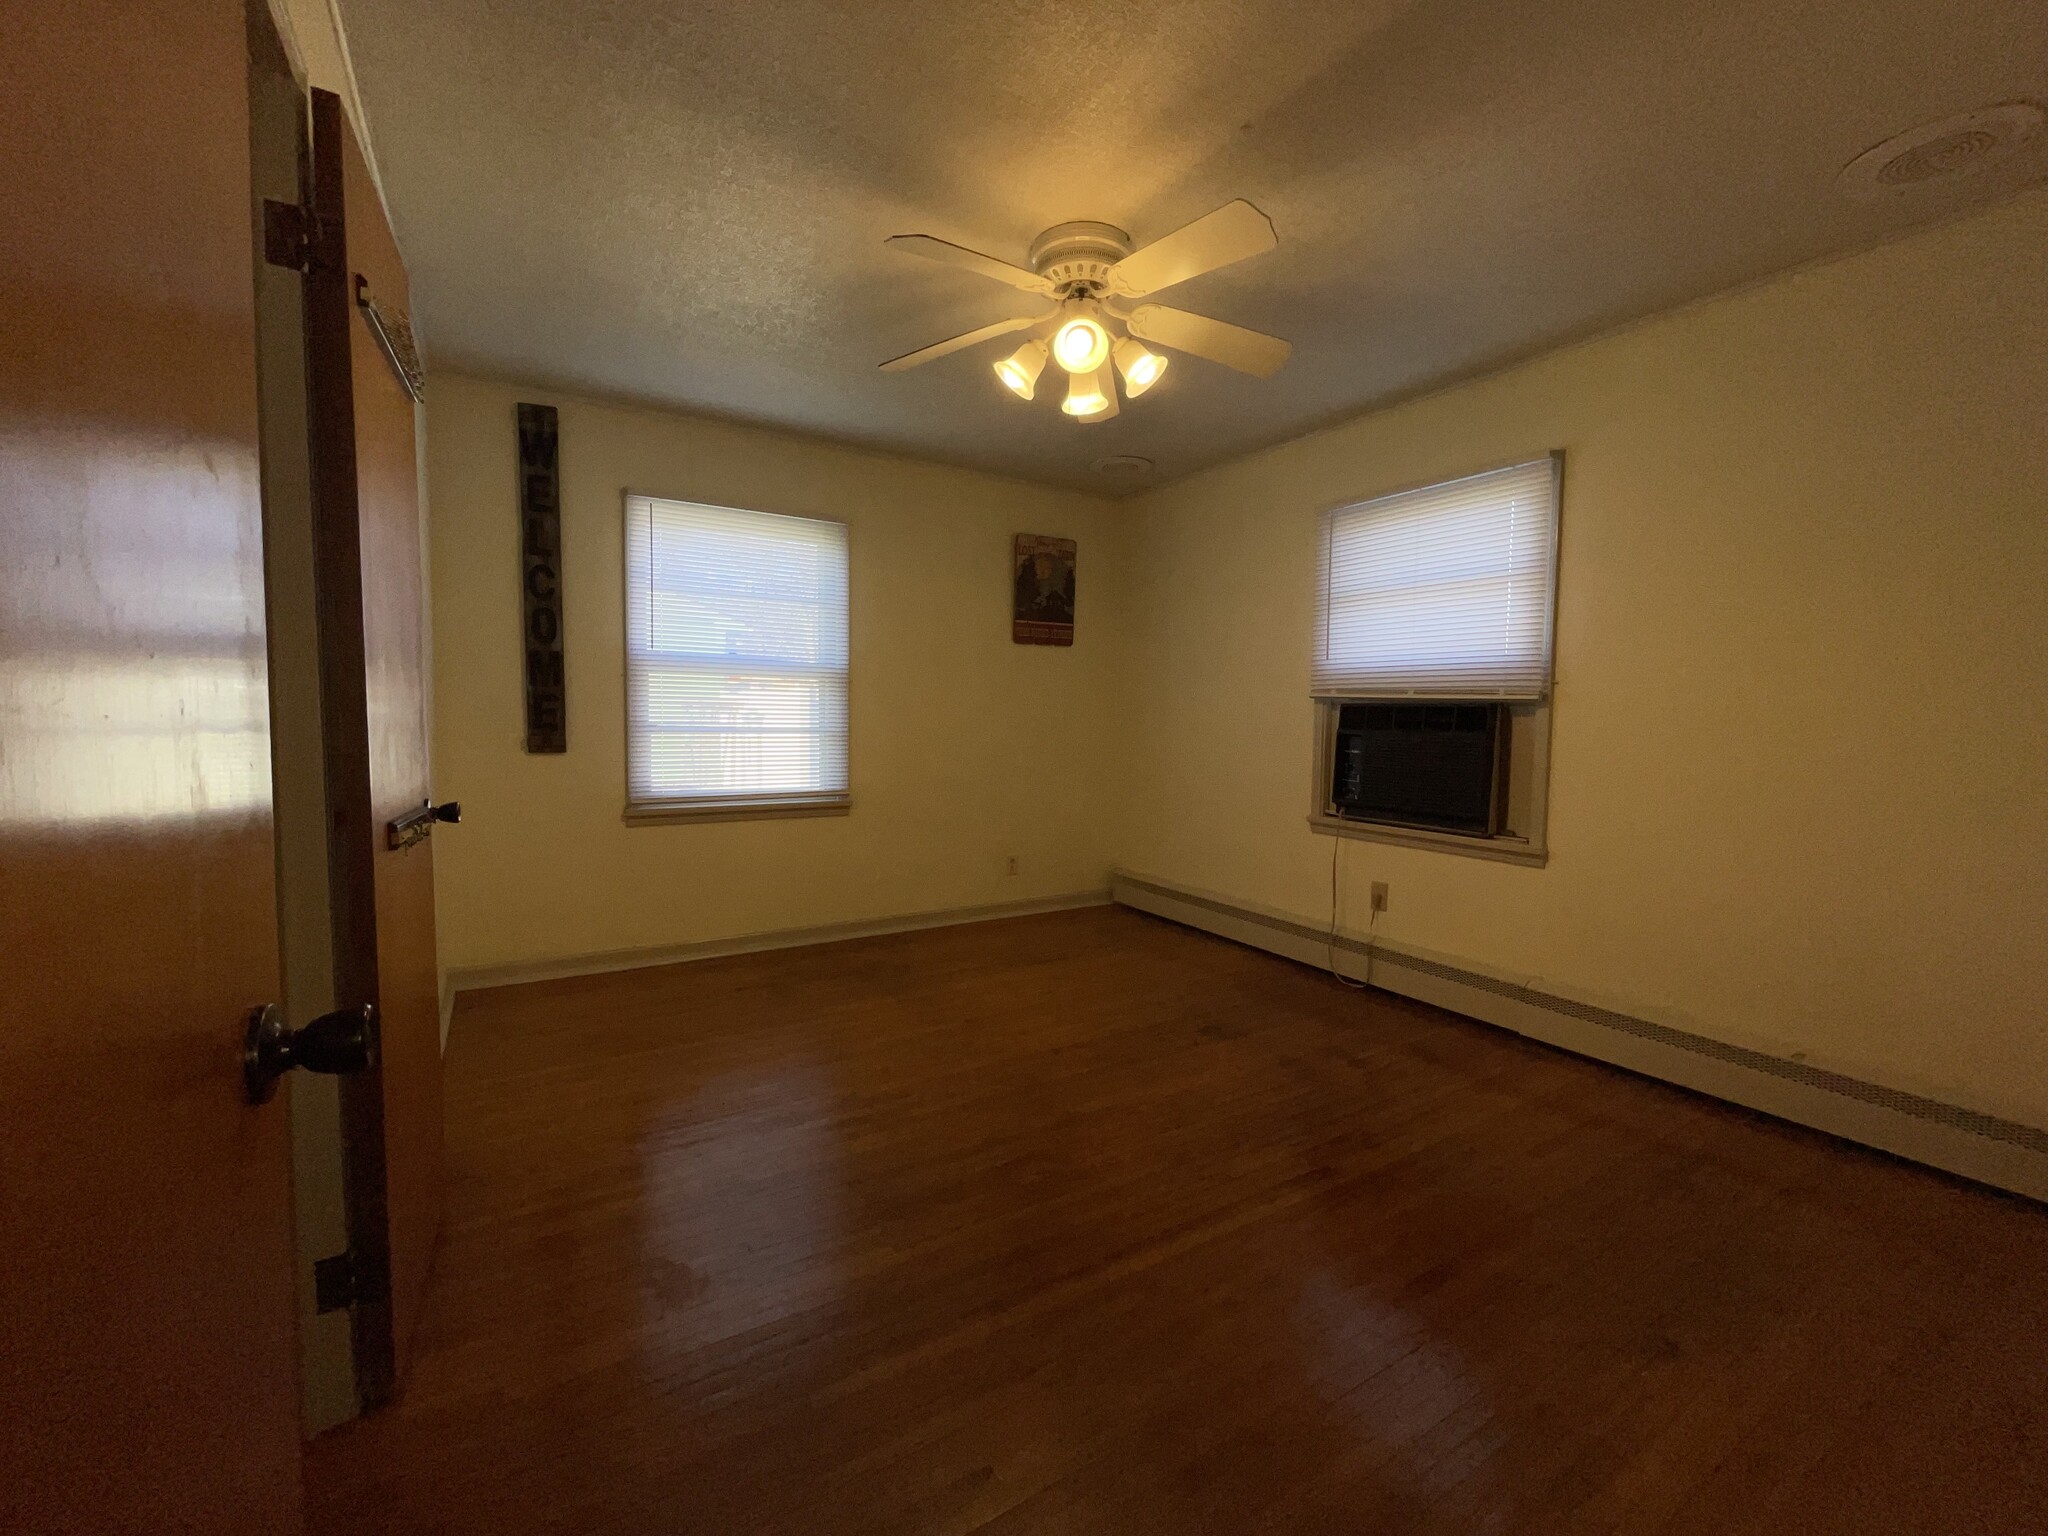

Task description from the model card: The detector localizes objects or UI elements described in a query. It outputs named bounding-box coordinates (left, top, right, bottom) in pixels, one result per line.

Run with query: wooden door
left=303, top=89, right=446, bottom=1403
left=0, top=0, right=306, bottom=1530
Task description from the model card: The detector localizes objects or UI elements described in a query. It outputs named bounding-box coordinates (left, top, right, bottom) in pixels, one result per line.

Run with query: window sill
left=1308, top=812, right=1547, bottom=867
left=625, top=797, right=851, bottom=827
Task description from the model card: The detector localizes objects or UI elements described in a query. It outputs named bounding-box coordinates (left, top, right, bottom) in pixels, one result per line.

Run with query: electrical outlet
left=1005, top=856, right=1020, bottom=876
left=1369, top=881, right=1389, bottom=914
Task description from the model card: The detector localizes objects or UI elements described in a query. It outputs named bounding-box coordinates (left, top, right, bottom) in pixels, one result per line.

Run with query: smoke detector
left=1837, top=101, right=2046, bottom=200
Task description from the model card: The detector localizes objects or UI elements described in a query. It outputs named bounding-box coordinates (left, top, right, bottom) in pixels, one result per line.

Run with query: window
left=624, top=494, right=849, bottom=820
left=1313, top=456, right=1558, bottom=699
left=1310, top=456, right=1560, bottom=861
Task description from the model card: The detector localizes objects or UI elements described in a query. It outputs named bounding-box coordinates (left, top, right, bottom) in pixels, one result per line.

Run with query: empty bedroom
left=4, top=0, right=2046, bottom=1532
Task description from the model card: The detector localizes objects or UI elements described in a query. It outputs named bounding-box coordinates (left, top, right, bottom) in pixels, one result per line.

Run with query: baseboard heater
left=1111, top=870, right=2048, bottom=1205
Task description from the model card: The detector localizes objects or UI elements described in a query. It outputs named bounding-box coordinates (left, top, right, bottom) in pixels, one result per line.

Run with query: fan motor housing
left=1029, top=221, right=1131, bottom=294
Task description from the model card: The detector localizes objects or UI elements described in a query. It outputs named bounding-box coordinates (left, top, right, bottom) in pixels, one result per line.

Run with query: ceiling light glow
left=1052, top=317, right=1111, bottom=375
left=1113, top=337, right=1167, bottom=397
left=1061, top=365, right=1113, bottom=418
left=994, top=339, right=1049, bottom=400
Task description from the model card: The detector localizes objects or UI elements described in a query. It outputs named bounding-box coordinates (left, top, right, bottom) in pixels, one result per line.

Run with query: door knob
left=244, top=1002, right=377, bottom=1105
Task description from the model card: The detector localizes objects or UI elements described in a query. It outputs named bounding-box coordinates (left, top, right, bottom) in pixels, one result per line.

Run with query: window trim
left=622, top=794, right=850, bottom=827
left=620, top=489, right=852, bottom=825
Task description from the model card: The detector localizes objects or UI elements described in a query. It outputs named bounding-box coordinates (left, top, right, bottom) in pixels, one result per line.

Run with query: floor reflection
left=638, top=1058, right=846, bottom=1354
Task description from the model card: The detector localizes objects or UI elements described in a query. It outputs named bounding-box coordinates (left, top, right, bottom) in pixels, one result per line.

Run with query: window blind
left=624, top=495, right=849, bottom=810
left=1312, top=456, right=1559, bottom=700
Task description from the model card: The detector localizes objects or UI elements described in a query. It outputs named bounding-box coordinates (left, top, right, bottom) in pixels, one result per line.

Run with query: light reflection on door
left=2, top=657, right=268, bottom=827
left=2, top=434, right=269, bottom=830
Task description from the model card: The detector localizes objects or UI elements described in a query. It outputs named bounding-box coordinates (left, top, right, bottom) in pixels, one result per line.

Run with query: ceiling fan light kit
left=1052, top=312, right=1113, bottom=374
left=881, top=200, right=1291, bottom=424
left=1062, top=365, right=1115, bottom=420
left=1113, top=335, right=1167, bottom=396
left=994, top=338, right=1049, bottom=400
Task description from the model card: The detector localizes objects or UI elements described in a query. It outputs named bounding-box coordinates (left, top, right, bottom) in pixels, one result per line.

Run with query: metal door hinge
left=262, top=199, right=315, bottom=271
left=313, top=1249, right=362, bottom=1313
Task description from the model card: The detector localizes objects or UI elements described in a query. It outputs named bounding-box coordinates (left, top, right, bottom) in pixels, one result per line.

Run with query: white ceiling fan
left=878, top=200, right=1291, bottom=422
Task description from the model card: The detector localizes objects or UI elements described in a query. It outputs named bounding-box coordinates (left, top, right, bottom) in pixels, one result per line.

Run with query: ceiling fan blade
left=878, top=314, right=1042, bottom=372
left=885, top=234, right=1054, bottom=294
left=1108, top=200, right=1277, bottom=298
left=1125, top=304, right=1292, bottom=378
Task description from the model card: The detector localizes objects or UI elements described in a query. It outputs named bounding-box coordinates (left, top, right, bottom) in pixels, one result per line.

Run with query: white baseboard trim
left=1112, top=869, right=2048, bottom=1205
left=447, top=888, right=1113, bottom=994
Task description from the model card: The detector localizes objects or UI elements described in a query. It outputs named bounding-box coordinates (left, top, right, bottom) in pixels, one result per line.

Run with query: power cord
left=1328, top=829, right=1372, bottom=990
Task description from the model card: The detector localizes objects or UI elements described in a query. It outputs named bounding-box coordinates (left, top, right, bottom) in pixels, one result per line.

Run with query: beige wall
left=1116, top=191, right=2048, bottom=1127
left=427, top=375, right=1125, bottom=973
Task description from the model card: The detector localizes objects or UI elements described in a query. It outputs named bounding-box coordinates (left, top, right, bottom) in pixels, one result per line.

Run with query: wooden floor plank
left=305, top=906, right=2048, bottom=1534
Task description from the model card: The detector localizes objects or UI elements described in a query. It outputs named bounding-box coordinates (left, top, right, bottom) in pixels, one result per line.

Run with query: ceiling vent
left=1092, top=455, right=1154, bottom=481
left=1837, top=101, right=2046, bottom=200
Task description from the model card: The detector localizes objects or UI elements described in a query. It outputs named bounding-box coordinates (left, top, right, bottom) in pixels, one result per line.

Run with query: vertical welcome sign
left=517, top=402, right=567, bottom=752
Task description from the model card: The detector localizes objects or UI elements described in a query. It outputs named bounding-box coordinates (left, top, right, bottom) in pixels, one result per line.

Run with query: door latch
left=386, top=798, right=461, bottom=851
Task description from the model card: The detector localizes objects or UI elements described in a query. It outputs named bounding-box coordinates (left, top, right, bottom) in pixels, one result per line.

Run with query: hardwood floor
left=304, top=905, right=2048, bottom=1534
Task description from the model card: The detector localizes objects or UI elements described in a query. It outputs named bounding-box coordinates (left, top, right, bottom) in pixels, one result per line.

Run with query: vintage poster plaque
left=1012, top=534, right=1076, bottom=646
left=517, top=402, right=566, bottom=752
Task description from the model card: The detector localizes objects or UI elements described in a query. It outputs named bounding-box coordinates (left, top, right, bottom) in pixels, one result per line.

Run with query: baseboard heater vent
left=1111, top=872, right=2048, bottom=1189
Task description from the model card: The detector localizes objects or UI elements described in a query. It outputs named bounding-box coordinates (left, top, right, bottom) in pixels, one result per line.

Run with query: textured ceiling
left=337, top=0, right=2048, bottom=493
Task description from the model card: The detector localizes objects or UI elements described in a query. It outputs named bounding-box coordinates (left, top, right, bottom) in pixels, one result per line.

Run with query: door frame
left=249, top=0, right=362, bottom=1434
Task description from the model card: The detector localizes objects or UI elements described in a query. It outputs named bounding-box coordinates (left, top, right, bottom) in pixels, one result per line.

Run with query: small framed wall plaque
left=517, top=402, right=566, bottom=752
left=1012, top=534, right=1076, bottom=647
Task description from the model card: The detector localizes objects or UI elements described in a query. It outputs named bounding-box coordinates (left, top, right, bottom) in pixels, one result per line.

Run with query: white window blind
left=1312, top=456, right=1559, bottom=700
left=625, top=495, right=849, bottom=811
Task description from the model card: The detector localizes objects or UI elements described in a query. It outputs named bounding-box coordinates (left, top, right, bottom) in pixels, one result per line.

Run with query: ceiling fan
left=878, top=200, right=1291, bottom=422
